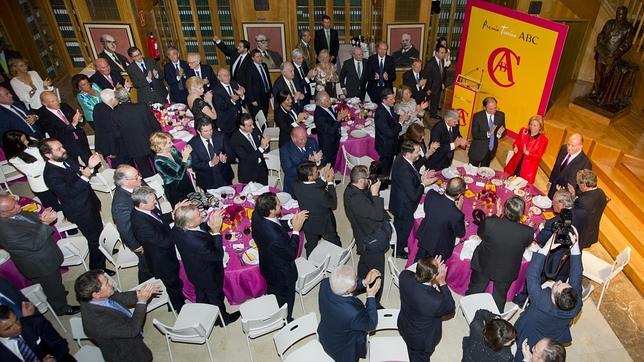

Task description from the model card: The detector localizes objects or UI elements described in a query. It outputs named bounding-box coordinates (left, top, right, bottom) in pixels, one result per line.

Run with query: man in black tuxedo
left=130, top=187, right=185, bottom=312
left=245, top=50, right=272, bottom=118
left=339, top=47, right=368, bottom=100
left=98, top=34, right=129, bottom=75
left=126, top=46, right=168, bottom=105
left=390, top=141, right=438, bottom=259
left=416, top=177, right=466, bottom=261
left=188, top=117, right=234, bottom=190
left=212, top=68, right=244, bottom=138
left=90, top=58, right=129, bottom=90
left=314, top=15, right=339, bottom=62
left=547, top=133, right=592, bottom=200
left=251, top=193, right=308, bottom=322
left=172, top=205, right=240, bottom=325
left=402, top=59, right=430, bottom=104
left=230, top=114, right=269, bottom=184
left=292, top=48, right=317, bottom=105
left=468, top=97, right=506, bottom=167
left=37, top=91, right=91, bottom=165
left=40, top=139, right=109, bottom=273
left=292, top=161, right=341, bottom=255
left=427, top=109, right=467, bottom=170
left=423, top=44, right=447, bottom=118
left=163, top=46, right=190, bottom=104
left=0, top=87, right=43, bottom=147
left=391, top=33, right=420, bottom=68
left=467, top=196, right=534, bottom=311
left=273, top=62, right=306, bottom=113
left=366, top=42, right=396, bottom=102
left=573, top=169, right=607, bottom=249
left=93, top=88, right=127, bottom=167
left=280, top=127, right=322, bottom=195
left=314, top=91, right=347, bottom=166
left=214, top=36, right=252, bottom=86
left=374, top=88, right=409, bottom=174
left=186, top=52, right=217, bottom=92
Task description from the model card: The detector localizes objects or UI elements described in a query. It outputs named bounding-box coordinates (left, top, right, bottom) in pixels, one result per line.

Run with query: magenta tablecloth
left=334, top=134, right=379, bottom=176
left=178, top=184, right=304, bottom=305
left=405, top=168, right=549, bottom=301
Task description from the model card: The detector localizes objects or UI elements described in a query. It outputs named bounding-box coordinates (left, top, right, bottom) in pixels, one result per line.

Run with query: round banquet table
left=405, top=167, right=551, bottom=301
left=177, top=184, right=305, bottom=305
left=150, top=103, right=196, bottom=152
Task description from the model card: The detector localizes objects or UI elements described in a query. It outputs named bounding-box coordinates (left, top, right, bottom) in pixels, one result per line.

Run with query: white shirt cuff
left=450, top=143, right=455, bottom=150
left=290, top=121, right=299, bottom=128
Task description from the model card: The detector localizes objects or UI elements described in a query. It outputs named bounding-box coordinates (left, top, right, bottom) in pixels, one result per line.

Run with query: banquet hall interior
left=0, top=0, right=642, bottom=361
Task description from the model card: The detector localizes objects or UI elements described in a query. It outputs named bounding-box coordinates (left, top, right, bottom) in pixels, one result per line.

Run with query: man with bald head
left=547, top=133, right=592, bottom=200
left=0, top=86, right=43, bottom=146
left=89, top=57, right=128, bottom=90
left=212, top=67, right=244, bottom=138
left=280, top=127, right=322, bottom=195
left=98, top=34, right=130, bottom=75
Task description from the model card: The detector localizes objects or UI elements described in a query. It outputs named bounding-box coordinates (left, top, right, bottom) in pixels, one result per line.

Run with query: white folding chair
left=295, top=255, right=330, bottom=312
left=389, top=221, right=397, bottom=257
left=98, top=223, right=139, bottom=288
left=153, top=303, right=223, bottom=362
left=20, top=284, right=66, bottom=332
left=129, top=278, right=177, bottom=317
left=458, top=293, right=519, bottom=325
left=582, top=247, right=631, bottom=308
left=341, top=145, right=374, bottom=184
left=380, top=188, right=391, bottom=211
left=386, top=256, right=401, bottom=302
left=257, top=110, right=280, bottom=143
left=264, top=152, right=282, bottom=188
left=0, top=160, right=24, bottom=194
left=57, top=236, right=89, bottom=271
left=368, top=309, right=408, bottom=362
left=89, top=168, right=116, bottom=197
left=240, top=294, right=289, bottom=362
left=273, top=313, right=333, bottom=362
left=69, top=317, right=106, bottom=362
left=255, top=109, right=268, bottom=131
left=308, top=239, right=355, bottom=273
left=54, top=211, right=79, bottom=235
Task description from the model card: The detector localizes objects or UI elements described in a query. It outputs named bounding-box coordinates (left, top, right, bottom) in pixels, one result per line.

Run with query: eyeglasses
left=104, top=40, right=118, bottom=44
left=257, top=39, right=268, bottom=43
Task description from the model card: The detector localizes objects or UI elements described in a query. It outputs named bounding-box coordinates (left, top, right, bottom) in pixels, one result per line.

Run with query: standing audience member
left=164, top=46, right=189, bottom=104
left=149, top=131, right=194, bottom=207
left=403, top=123, right=439, bottom=171
left=274, top=91, right=307, bottom=147
left=280, top=127, right=322, bottom=195
left=245, top=49, right=272, bottom=118
left=339, top=47, right=367, bottom=100
left=291, top=48, right=316, bottom=104
left=72, top=73, right=102, bottom=128
left=402, top=59, right=429, bottom=104
left=230, top=114, right=270, bottom=184
left=398, top=256, right=455, bottom=361
left=375, top=88, right=409, bottom=174
left=573, top=169, right=607, bottom=249
left=186, top=76, right=217, bottom=122
left=366, top=42, right=396, bottom=102
left=314, top=91, right=347, bottom=166
left=427, top=109, right=467, bottom=170
left=98, top=34, right=129, bottom=75
left=462, top=309, right=516, bottom=362
left=188, top=117, right=234, bottom=190
left=93, top=88, right=126, bottom=167
left=0, top=86, right=43, bottom=145
left=423, top=44, right=447, bottom=119
left=546, top=133, right=591, bottom=200
left=521, top=338, right=566, bottom=362
left=314, top=15, right=340, bottom=62
left=295, top=29, right=316, bottom=72
left=9, top=58, right=54, bottom=110
left=214, top=36, right=252, bottom=85
left=89, top=58, right=128, bottom=90
left=185, top=52, right=217, bottom=93
left=274, top=62, right=305, bottom=112
left=504, top=115, right=548, bottom=184
left=314, top=50, right=339, bottom=97
left=126, top=47, right=168, bottom=105
left=468, top=97, right=506, bottom=167
left=212, top=68, right=244, bottom=137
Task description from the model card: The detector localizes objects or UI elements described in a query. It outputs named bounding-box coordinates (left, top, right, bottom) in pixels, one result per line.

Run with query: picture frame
left=84, top=23, right=135, bottom=60
left=243, top=23, right=286, bottom=71
left=387, top=24, right=425, bottom=69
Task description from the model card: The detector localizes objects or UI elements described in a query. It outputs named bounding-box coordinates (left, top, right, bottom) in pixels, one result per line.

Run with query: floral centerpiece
left=473, top=188, right=498, bottom=214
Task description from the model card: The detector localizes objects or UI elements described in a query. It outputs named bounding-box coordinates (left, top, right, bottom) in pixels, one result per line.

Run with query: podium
left=451, top=74, right=487, bottom=139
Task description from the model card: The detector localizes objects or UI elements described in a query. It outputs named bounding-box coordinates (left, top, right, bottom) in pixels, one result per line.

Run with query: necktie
left=57, top=109, right=79, bottom=140
left=287, top=80, right=296, bottom=96
left=11, top=336, right=38, bottom=362
left=297, top=65, right=305, bottom=79
left=107, top=299, right=133, bottom=317
left=206, top=139, right=215, bottom=159
left=13, top=214, right=36, bottom=224
left=259, top=65, right=269, bottom=92
left=0, top=56, right=7, bottom=73
left=139, top=62, right=147, bottom=73
left=415, top=72, right=420, bottom=83
left=289, top=110, right=297, bottom=123
left=379, top=59, right=384, bottom=86
left=105, top=74, right=114, bottom=87
left=175, top=63, right=179, bottom=71
left=0, top=295, right=20, bottom=316
left=149, top=210, right=163, bottom=224
left=226, top=85, right=233, bottom=96
left=448, top=126, right=453, bottom=138
left=10, top=105, right=35, bottom=132
left=325, top=30, right=331, bottom=49
left=488, top=115, right=495, bottom=151
left=356, top=61, right=362, bottom=78
left=560, top=154, right=571, bottom=171
left=246, top=133, right=257, bottom=150
left=196, top=69, right=201, bottom=78
left=300, top=147, right=306, bottom=154
left=112, top=53, right=122, bottom=66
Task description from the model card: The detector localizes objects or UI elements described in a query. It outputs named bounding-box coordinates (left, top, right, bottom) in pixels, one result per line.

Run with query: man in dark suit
left=468, top=97, right=506, bottom=167
left=212, top=68, right=244, bottom=138
left=230, top=114, right=269, bottom=184
left=214, top=36, right=252, bottom=86
left=171, top=205, right=240, bottom=325
left=93, top=88, right=127, bottom=167
left=292, top=48, right=316, bottom=105
left=75, top=270, right=160, bottom=362
left=427, top=109, right=467, bottom=170
left=40, top=139, right=109, bottom=273
left=467, top=196, right=534, bottom=311
left=90, top=58, right=128, bottom=90
left=188, top=117, right=234, bottom=191
left=130, top=187, right=185, bottom=312
left=126, top=47, right=168, bottom=105
left=513, top=237, right=582, bottom=362
left=0, top=87, right=43, bottom=147
left=279, top=127, right=322, bottom=195
left=186, top=52, right=217, bottom=92
left=416, top=177, right=466, bottom=261
left=113, top=87, right=161, bottom=178
left=111, top=165, right=153, bottom=284
left=295, top=30, right=317, bottom=71
left=339, top=47, right=368, bottom=100
left=391, top=33, right=420, bottom=68
left=0, top=195, right=79, bottom=316
left=314, top=91, right=346, bottom=166
left=318, top=266, right=381, bottom=362
left=0, top=306, right=74, bottom=362
left=573, top=169, right=607, bottom=249
left=314, top=15, right=339, bottom=62
left=163, top=46, right=189, bottom=104
left=273, top=62, right=306, bottom=113
left=547, top=133, right=592, bottom=200
left=98, top=34, right=129, bottom=75
left=423, top=44, right=447, bottom=118
left=366, top=42, right=396, bottom=102
left=292, top=161, right=341, bottom=255
left=245, top=50, right=272, bottom=118
left=390, top=141, right=437, bottom=259
left=402, top=59, right=430, bottom=105
left=374, top=88, right=409, bottom=175
left=37, top=91, right=91, bottom=164
left=398, top=256, right=455, bottom=361
left=251, top=193, right=308, bottom=322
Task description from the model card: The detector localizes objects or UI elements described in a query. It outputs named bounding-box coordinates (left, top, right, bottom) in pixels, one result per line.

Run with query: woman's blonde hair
left=528, top=115, right=545, bottom=133
left=185, top=76, right=207, bottom=93
left=149, top=131, right=173, bottom=153
left=317, top=49, right=330, bottom=63
left=397, top=85, right=413, bottom=102
left=8, top=58, right=26, bottom=76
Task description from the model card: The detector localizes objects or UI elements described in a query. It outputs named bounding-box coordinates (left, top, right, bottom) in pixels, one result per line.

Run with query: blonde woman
left=394, top=85, right=429, bottom=135
left=150, top=131, right=194, bottom=207
left=315, top=49, right=339, bottom=97
left=9, top=58, right=54, bottom=110
left=186, top=76, right=217, bottom=122
left=504, top=115, right=548, bottom=184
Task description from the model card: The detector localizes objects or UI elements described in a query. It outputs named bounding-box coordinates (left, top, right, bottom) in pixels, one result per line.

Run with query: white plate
left=208, top=186, right=235, bottom=198
left=532, top=195, right=552, bottom=209
left=491, top=178, right=503, bottom=186
left=441, top=167, right=460, bottom=179
left=363, top=102, right=377, bottom=110
left=463, top=176, right=474, bottom=184
left=529, top=206, right=542, bottom=215
left=304, top=104, right=316, bottom=112
left=280, top=213, right=295, bottom=221
left=477, top=167, right=495, bottom=178
left=277, top=192, right=292, bottom=204
left=242, top=248, right=260, bottom=265
left=351, top=129, right=367, bottom=138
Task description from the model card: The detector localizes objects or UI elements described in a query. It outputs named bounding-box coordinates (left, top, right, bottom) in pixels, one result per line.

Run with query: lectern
left=451, top=74, right=487, bottom=139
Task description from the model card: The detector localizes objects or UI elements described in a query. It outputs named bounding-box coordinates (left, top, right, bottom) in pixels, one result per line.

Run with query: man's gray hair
left=291, top=48, right=303, bottom=59
left=131, top=186, right=156, bottom=207
left=330, top=265, right=356, bottom=295
left=113, top=165, right=136, bottom=187
left=315, top=91, right=329, bottom=104
left=280, top=61, right=294, bottom=74
left=443, top=109, right=459, bottom=121
left=352, top=47, right=363, bottom=56
left=99, top=89, right=115, bottom=104
left=173, top=204, right=198, bottom=230
left=554, top=190, right=574, bottom=208
left=187, top=52, right=200, bottom=62
left=114, top=87, right=130, bottom=103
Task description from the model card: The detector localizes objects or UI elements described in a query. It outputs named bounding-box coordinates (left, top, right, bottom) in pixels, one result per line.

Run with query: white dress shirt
left=0, top=336, right=24, bottom=361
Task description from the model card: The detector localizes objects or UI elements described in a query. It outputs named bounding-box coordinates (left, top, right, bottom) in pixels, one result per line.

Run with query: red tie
left=57, top=109, right=78, bottom=140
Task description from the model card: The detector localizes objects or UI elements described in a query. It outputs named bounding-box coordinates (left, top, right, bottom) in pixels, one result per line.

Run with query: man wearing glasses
left=98, top=34, right=130, bottom=76
left=255, top=34, right=283, bottom=69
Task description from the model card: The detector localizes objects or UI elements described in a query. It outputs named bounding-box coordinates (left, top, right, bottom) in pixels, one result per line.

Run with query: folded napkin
left=340, top=135, right=349, bottom=142
left=459, top=235, right=482, bottom=260
left=242, top=182, right=268, bottom=196
left=282, top=199, right=299, bottom=210
left=413, top=204, right=425, bottom=219
left=464, top=163, right=478, bottom=175
left=185, top=109, right=194, bottom=118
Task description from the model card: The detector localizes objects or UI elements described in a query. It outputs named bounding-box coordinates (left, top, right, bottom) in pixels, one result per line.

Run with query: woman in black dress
left=274, top=90, right=307, bottom=147
left=149, top=131, right=195, bottom=207
left=186, top=76, right=217, bottom=124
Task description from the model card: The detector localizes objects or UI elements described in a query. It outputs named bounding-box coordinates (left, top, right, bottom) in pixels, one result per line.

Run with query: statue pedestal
left=569, top=96, right=631, bottom=125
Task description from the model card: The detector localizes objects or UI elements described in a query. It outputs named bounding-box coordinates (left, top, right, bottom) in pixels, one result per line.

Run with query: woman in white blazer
left=9, top=58, right=55, bottom=110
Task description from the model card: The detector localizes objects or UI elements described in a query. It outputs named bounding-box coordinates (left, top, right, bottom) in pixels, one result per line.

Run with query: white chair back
left=153, top=319, right=207, bottom=342
left=297, top=255, right=330, bottom=293
left=334, top=239, right=355, bottom=269
left=264, top=153, right=281, bottom=172
left=98, top=223, right=120, bottom=260
left=69, top=317, right=88, bottom=347
left=273, top=313, right=319, bottom=358
left=256, top=110, right=268, bottom=131
left=144, top=174, right=166, bottom=198
left=459, top=293, right=499, bottom=324
left=611, top=247, right=631, bottom=277
left=21, top=284, right=48, bottom=313
left=129, top=278, right=176, bottom=316
left=373, top=309, right=400, bottom=331
left=387, top=257, right=401, bottom=288
left=342, top=146, right=363, bottom=168
left=240, top=295, right=288, bottom=338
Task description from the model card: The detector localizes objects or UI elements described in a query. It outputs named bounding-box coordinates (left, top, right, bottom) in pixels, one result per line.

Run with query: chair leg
left=598, top=281, right=609, bottom=309
left=386, top=277, right=393, bottom=302
left=80, top=258, right=89, bottom=271
left=205, top=339, right=214, bottom=362
left=299, top=292, right=305, bottom=313
left=47, top=302, right=67, bottom=333
left=246, top=335, right=254, bottom=362
left=165, top=335, right=174, bottom=362
left=218, top=311, right=227, bottom=335
left=116, top=269, right=122, bottom=291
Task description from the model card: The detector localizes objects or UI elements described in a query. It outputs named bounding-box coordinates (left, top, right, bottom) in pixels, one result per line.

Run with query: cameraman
left=344, top=165, right=391, bottom=303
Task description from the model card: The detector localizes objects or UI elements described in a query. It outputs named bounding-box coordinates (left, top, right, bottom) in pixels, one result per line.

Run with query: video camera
left=368, top=161, right=391, bottom=190
left=551, top=208, right=575, bottom=248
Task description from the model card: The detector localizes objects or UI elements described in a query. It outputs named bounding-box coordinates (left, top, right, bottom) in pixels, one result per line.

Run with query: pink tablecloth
left=406, top=168, right=549, bottom=301
left=178, top=184, right=305, bottom=305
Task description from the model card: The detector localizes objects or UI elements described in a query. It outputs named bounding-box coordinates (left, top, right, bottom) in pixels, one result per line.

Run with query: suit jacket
left=468, top=110, right=506, bottom=163
left=0, top=212, right=63, bottom=279
left=417, top=190, right=466, bottom=260
left=292, top=179, right=337, bottom=235
left=398, top=270, right=455, bottom=352
left=547, top=146, right=592, bottom=199
left=230, top=128, right=268, bottom=184
left=89, top=69, right=125, bottom=90
left=126, top=58, right=168, bottom=105
left=113, top=102, right=161, bottom=158
left=339, top=58, right=367, bottom=100
left=471, top=216, right=534, bottom=282
left=98, top=50, right=130, bottom=74
left=392, top=46, right=420, bottom=68
left=462, top=309, right=514, bottom=362
left=0, top=277, right=29, bottom=318
left=273, top=76, right=305, bottom=113
left=423, top=57, right=444, bottom=94
left=317, top=278, right=378, bottom=362
left=131, top=208, right=178, bottom=277
left=172, top=227, right=224, bottom=291
left=215, top=42, right=252, bottom=83
left=43, top=159, right=101, bottom=223
left=389, top=156, right=424, bottom=219
left=314, top=28, right=340, bottom=59
left=274, top=105, right=300, bottom=147
left=279, top=138, right=320, bottom=195
left=186, top=64, right=217, bottom=92
left=212, top=81, right=243, bottom=135
left=0, top=101, right=43, bottom=146
left=343, top=184, right=388, bottom=252
left=187, top=132, right=234, bottom=190
left=574, top=188, right=607, bottom=248
left=244, top=62, right=272, bottom=106
left=366, top=54, right=396, bottom=99
left=313, top=105, right=341, bottom=164
left=0, top=313, right=73, bottom=362
left=374, top=103, right=401, bottom=157
left=81, top=291, right=153, bottom=362
left=111, top=186, right=140, bottom=250
left=37, top=104, right=90, bottom=162
left=428, top=121, right=461, bottom=170
left=295, top=41, right=317, bottom=70
left=92, top=102, right=121, bottom=158
left=293, top=61, right=314, bottom=104
left=163, top=60, right=189, bottom=104
left=402, top=69, right=429, bottom=104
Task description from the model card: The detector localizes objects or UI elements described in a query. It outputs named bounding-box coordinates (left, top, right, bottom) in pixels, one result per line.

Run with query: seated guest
left=403, top=123, right=439, bottom=171
left=163, top=46, right=189, bottom=104
left=3, top=130, right=60, bottom=210
left=187, top=117, right=234, bottom=191
left=394, top=85, right=428, bottom=135
left=0, top=305, right=74, bottom=362
left=72, top=73, right=102, bottom=129
left=75, top=270, right=160, bottom=362
left=244, top=49, right=272, bottom=119
left=398, top=256, right=455, bottom=361
left=467, top=196, right=534, bottom=312
left=513, top=234, right=582, bottom=362
left=89, top=58, right=128, bottom=90
left=130, top=187, right=185, bottom=312
left=292, top=161, right=341, bottom=255
left=402, top=59, right=430, bottom=104
left=504, top=115, right=548, bottom=184
left=318, top=266, right=381, bottom=362
left=94, top=88, right=126, bottom=168
left=251, top=193, right=308, bottom=322
left=9, top=58, right=54, bottom=110
left=274, top=62, right=306, bottom=112
left=467, top=97, right=506, bottom=167
left=150, top=131, right=195, bottom=207
left=212, top=67, right=244, bottom=138
left=280, top=127, right=322, bottom=195
left=171, top=205, right=240, bottom=325
left=416, top=176, right=466, bottom=261
left=186, top=52, right=217, bottom=93
left=546, top=133, right=591, bottom=200
left=274, top=90, right=307, bottom=148
left=427, top=109, right=468, bottom=170
left=230, top=113, right=269, bottom=185
left=314, top=91, right=348, bottom=166
left=38, top=90, right=91, bottom=164
left=573, top=169, right=607, bottom=249
left=0, top=86, right=44, bottom=146
left=521, top=338, right=566, bottom=362
left=186, top=76, right=217, bottom=122
left=375, top=88, right=408, bottom=174
left=462, top=309, right=516, bottom=362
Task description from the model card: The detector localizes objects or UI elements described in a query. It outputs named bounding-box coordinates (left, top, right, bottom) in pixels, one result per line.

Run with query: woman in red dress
left=504, top=115, right=548, bottom=184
